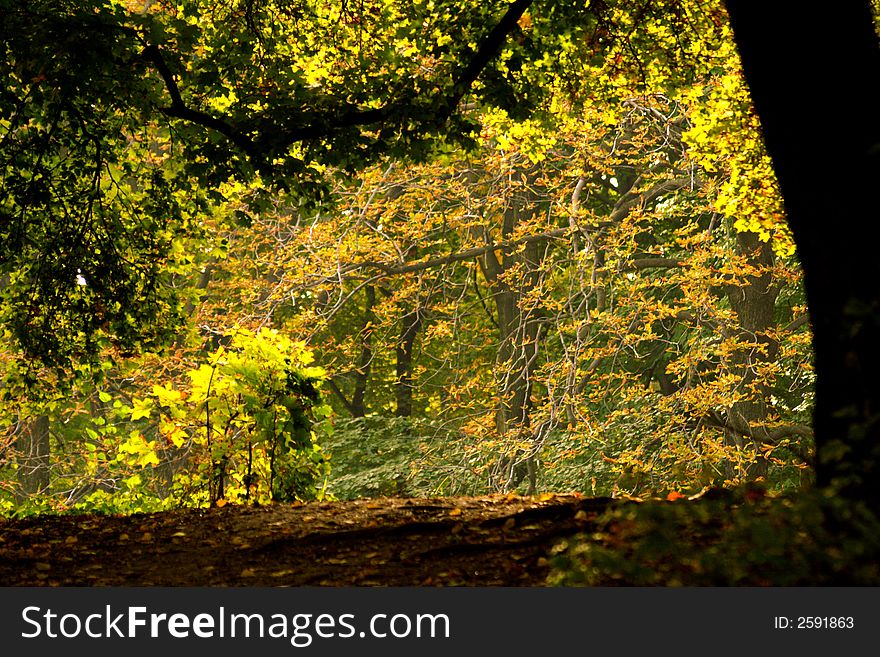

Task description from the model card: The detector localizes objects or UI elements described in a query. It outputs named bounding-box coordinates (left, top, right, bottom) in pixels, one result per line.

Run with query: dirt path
left=0, top=493, right=612, bottom=586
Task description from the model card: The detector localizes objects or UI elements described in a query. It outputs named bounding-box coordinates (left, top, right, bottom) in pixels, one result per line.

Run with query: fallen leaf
left=448, top=508, right=463, bottom=517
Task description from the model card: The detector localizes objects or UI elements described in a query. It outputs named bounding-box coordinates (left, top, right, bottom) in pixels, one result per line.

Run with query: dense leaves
left=1, top=0, right=819, bottom=514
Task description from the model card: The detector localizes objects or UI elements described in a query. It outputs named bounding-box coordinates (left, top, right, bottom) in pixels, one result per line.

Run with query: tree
left=724, top=0, right=880, bottom=504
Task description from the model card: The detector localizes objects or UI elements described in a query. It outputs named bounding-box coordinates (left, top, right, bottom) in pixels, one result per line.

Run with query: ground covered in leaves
left=0, top=494, right=612, bottom=586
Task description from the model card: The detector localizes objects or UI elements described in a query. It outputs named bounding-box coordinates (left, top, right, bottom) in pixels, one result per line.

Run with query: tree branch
left=705, top=410, right=813, bottom=464
left=609, top=176, right=694, bottom=224
left=142, top=0, right=535, bottom=160
left=438, top=0, right=535, bottom=121
left=782, top=313, right=810, bottom=333
left=625, top=257, right=684, bottom=270
left=307, top=227, right=570, bottom=289
left=140, top=45, right=260, bottom=157
left=324, top=378, right=358, bottom=417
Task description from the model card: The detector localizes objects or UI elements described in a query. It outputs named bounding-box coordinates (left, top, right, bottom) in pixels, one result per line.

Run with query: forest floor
left=0, top=493, right=613, bottom=586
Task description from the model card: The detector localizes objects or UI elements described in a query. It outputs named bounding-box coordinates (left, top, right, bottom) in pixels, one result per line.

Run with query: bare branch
left=782, top=313, right=810, bottom=333
left=609, top=176, right=694, bottom=223
left=304, top=227, right=571, bottom=289
left=625, top=257, right=684, bottom=270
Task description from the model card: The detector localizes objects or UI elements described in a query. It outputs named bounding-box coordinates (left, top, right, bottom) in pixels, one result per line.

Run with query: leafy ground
left=0, top=494, right=612, bottom=586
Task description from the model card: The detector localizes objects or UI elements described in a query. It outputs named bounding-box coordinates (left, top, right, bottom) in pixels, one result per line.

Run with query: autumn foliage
left=0, top=0, right=814, bottom=514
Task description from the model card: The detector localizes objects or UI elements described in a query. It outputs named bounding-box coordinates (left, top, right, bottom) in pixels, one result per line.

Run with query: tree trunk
left=725, top=1, right=880, bottom=504
left=350, top=285, right=375, bottom=418
left=395, top=307, right=422, bottom=417
left=478, top=179, right=546, bottom=492
left=723, top=231, right=779, bottom=479
left=15, top=414, right=50, bottom=504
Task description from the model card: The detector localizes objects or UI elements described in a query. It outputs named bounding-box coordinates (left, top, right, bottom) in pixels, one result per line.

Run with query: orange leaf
left=666, top=491, right=686, bottom=501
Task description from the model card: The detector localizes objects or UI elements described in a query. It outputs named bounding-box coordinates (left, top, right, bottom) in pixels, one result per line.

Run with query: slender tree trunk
left=725, top=1, right=880, bottom=504
left=350, top=285, right=375, bottom=418
left=15, top=414, right=50, bottom=504
left=395, top=307, right=422, bottom=417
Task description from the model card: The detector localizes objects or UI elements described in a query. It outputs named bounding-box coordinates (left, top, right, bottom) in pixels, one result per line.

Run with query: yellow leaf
left=129, top=397, right=154, bottom=421
left=138, top=450, right=160, bottom=467
left=152, top=383, right=182, bottom=405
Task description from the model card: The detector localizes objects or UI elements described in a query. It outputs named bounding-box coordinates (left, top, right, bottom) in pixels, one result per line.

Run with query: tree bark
left=724, top=231, right=779, bottom=479
left=725, top=1, right=880, bottom=503
left=395, top=307, right=422, bottom=417
left=478, top=178, right=546, bottom=492
left=350, top=285, right=376, bottom=418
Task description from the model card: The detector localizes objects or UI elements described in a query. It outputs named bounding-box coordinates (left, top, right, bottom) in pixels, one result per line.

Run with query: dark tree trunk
left=15, top=414, right=50, bottom=503
left=725, top=1, right=880, bottom=504
left=395, top=307, right=422, bottom=417
left=350, top=285, right=376, bottom=418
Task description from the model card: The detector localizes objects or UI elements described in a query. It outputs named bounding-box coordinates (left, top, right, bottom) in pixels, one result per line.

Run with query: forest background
left=0, top=0, right=842, bottom=519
